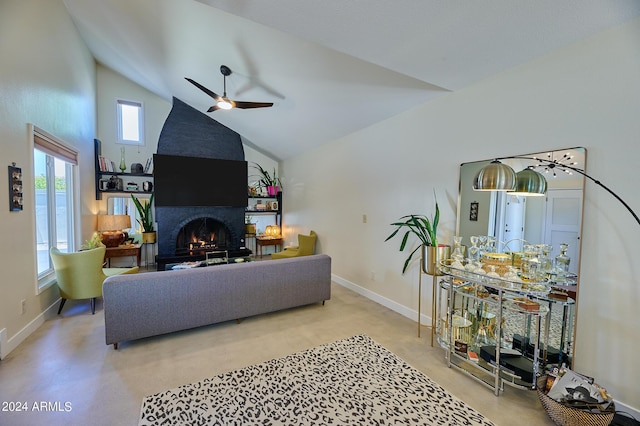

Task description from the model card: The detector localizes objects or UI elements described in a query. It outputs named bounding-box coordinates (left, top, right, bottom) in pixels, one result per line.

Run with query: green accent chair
left=50, top=246, right=139, bottom=315
left=272, top=230, right=317, bottom=259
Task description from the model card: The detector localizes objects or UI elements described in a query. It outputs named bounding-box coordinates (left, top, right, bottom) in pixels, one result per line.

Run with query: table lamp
left=97, top=214, right=131, bottom=247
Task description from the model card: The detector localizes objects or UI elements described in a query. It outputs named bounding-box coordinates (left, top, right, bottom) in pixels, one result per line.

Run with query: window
left=33, top=127, right=77, bottom=291
left=116, top=99, right=144, bottom=145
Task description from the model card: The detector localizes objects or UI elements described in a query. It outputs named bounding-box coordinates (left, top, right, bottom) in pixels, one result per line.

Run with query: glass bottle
left=470, top=323, right=496, bottom=354
left=539, top=244, right=553, bottom=282
left=555, top=243, right=571, bottom=283
left=119, top=147, right=127, bottom=172
left=468, top=236, right=480, bottom=261
left=452, top=236, right=465, bottom=262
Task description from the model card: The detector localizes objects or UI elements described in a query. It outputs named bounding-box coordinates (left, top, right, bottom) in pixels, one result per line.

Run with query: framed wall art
left=9, top=163, right=23, bottom=211
left=469, top=201, right=478, bottom=221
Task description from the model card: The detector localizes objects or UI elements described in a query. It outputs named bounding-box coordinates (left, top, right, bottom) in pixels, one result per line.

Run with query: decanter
left=451, top=236, right=465, bottom=262
left=554, top=243, right=571, bottom=283
left=470, top=323, right=496, bottom=354
left=539, top=244, right=553, bottom=281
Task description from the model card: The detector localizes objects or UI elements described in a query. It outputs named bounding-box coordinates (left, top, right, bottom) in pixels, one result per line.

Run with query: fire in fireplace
left=175, top=217, right=231, bottom=256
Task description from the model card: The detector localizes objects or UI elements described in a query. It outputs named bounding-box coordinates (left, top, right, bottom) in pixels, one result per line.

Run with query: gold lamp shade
left=265, top=225, right=280, bottom=237
left=509, top=168, right=547, bottom=196
left=473, top=160, right=516, bottom=191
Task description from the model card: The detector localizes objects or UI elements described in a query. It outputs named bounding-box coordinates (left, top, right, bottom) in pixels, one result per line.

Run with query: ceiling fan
left=185, top=65, right=274, bottom=112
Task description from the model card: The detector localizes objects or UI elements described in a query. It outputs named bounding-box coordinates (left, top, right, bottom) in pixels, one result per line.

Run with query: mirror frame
left=456, top=147, right=586, bottom=366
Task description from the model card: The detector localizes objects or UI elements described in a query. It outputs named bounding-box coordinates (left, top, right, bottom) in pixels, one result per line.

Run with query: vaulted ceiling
left=63, top=0, right=640, bottom=160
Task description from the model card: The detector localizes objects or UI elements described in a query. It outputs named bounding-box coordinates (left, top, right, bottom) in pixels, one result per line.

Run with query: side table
left=105, top=244, right=141, bottom=267
left=256, top=236, right=283, bottom=257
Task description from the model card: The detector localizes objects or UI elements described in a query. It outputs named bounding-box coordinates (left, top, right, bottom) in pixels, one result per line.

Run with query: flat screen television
left=153, top=154, right=248, bottom=207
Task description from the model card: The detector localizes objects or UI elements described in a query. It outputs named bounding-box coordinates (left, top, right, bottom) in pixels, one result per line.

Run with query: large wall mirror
left=457, top=147, right=586, bottom=277
left=456, top=147, right=586, bottom=367
left=107, top=196, right=151, bottom=235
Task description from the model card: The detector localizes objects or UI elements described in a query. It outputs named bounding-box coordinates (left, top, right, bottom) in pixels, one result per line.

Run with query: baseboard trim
left=611, top=400, right=640, bottom=425
left=0, top=299, right=60, bottom=360
left=0, top=328, right=7, bottom=360
left=331, top=273, right=430, bottom=325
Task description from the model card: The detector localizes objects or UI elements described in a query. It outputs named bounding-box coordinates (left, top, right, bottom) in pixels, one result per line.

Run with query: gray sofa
left=103, top=254, right=331, bottom=349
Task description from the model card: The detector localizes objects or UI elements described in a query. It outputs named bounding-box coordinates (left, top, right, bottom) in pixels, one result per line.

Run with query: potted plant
left=245, top=215, right=256, bottom=235
left=385, top=199, right=450, bottom=275
left=252, top=163, right=282, bottom=196
left=131, top=193, right=156, bottom=243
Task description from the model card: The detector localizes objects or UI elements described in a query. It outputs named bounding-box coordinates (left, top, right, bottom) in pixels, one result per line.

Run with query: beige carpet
left=140, top=335, right=495, bottom=426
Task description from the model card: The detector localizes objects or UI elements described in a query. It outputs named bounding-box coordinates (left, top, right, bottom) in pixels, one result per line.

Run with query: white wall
left=95, top=63, right=172, bottom=231
left=282, top=18, right=640, bottom=412
left=0, top=0, right=97, bottom=356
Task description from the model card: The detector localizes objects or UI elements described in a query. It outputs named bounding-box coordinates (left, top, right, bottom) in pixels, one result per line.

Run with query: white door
left=544, top=189, right=582, bottom=274
left=495, top=193, right=526, bottom=252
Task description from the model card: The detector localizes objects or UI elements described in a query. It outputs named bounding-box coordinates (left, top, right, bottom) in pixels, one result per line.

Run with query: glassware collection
left=441, top=236, right=574, bottom=291
left=438, top=235, right=577, bottom=392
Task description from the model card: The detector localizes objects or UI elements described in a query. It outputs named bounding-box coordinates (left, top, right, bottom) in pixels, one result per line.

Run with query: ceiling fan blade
left=207, top=105, right=221, bottom=112
left=185, top=77, right=221, bottom=101
left=233, top=101, right=274, bottom=109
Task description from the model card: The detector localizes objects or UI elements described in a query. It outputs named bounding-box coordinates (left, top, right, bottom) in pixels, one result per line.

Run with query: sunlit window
left=33, top=128, right=77, bottom=291
left=116, top=99, right=144, bottom=145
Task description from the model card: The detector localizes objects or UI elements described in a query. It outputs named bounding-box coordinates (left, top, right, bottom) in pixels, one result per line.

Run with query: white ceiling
left=63, top=0, right=640, bottom=160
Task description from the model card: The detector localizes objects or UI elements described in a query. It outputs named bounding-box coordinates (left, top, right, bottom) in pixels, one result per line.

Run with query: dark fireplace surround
left=155, top=98, right=249, bottom=268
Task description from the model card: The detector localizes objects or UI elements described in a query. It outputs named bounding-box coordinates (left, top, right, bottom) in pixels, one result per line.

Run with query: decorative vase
left=141, top=231, right=156, bottom=244
left=119, top=147, right=127, bottom=172
left=422, top=244, right=451, bottom=276
left=267, top=185, right=279, bottom=196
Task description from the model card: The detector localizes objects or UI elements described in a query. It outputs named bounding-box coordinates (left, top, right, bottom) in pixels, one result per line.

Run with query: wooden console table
left=105, top=244, right=141, bottom=267
left=256, top=237, right=283, bottom=257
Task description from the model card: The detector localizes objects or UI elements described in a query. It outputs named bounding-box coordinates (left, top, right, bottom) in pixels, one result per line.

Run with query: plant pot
left=142, top=231, right=156, bottom=244
left=267, top=185, right=280, bottom=196
left=245, top=223, right=256, bottom=235
left=422, top=244, right=451, bottom=276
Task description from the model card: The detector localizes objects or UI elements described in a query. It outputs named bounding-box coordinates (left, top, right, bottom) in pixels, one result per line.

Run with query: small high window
left=116, top=99, right=144, bottom=145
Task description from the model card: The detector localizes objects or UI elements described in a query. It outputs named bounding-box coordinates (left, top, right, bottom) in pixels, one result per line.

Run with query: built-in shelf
left=94, top=139, right=153, bottom=200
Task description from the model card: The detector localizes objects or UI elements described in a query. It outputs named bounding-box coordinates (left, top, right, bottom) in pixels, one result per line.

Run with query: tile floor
left=0, top=281, right=555, bottom=426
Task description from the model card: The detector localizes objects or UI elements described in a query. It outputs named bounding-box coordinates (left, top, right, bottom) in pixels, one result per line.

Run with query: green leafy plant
left=82, top=232, right=104, bottom=250
left=385, top=201, right=439, bottom=274
left=251, top=163, right=282, bottom=189
left=131, top=193, right=154, bottom=232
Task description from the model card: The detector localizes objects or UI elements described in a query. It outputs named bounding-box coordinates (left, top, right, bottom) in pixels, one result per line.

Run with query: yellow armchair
left=50, top=246, right=139, bottom=315
left=272, top=230, right=317, bottom=259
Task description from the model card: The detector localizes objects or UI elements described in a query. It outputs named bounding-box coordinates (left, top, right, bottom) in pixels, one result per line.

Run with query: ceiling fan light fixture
left=185, top=65, right=273, bottom=113
left=217, top=98, right=234, bottom=110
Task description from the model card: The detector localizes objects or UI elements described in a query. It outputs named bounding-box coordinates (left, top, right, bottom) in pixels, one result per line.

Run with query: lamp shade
left=265, top=225, right=280, bottom=237
left=473, top=160, right=516, bottom=191
left=97, top=214, right=131, bottom=231
left=509, top=168, right=547, bottom=196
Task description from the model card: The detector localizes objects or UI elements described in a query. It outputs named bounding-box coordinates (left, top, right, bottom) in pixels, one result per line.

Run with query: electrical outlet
left=20, top=299, right=26, bottom=315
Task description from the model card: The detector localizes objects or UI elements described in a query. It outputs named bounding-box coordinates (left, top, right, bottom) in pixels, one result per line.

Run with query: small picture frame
left=8, top=164, right=23, bottom=212
left=271, top=201, right=278, bottom=211
left=469, top=201, right=479, bottom=221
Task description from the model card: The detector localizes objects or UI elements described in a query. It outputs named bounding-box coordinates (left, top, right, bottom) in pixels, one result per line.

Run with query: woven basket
left=536, top=376, right=615, bottom=426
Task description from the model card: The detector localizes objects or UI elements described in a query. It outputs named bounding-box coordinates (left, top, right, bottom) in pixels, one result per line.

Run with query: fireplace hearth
left=175, top=217, right=231, bottom=256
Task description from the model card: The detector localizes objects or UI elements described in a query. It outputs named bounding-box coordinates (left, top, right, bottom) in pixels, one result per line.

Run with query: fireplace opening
left=175, top=217, right=231, bottom=256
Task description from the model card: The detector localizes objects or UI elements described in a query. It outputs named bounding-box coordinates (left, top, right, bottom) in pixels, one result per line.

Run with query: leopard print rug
left=139, top=335, right=495, bottom=425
